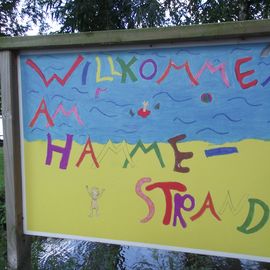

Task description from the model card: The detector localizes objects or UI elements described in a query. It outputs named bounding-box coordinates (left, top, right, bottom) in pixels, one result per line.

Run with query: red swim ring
left=137, top=108, right=151, bottom=118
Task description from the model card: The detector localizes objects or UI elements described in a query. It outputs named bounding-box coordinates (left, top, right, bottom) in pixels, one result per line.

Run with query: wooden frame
left=1, top=19, right=270, bottom=50
left=0, top=51, right=31, bottom=270
left=1, top=19, right=270, bottom=269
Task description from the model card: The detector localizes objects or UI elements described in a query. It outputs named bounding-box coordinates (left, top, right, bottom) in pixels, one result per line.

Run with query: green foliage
left=0, top=0, right=23, bottom=35
left=41, top=0, right=168, bottom=33
left=131, top=249, right=184, bottom=270
left=31, top=239, right=123, bottom=269
left=183, top=253, right=214, bottom=270
left=163, top=0, right=191, bottom=25
left=83, top=243, right=122, bottom=270
left=0, top=0, right=47, bottom=36
left=0, top=148, right=4, bottom=191
left=31, top=237, right=45, bottom=270
left=35, top=0, right=270, bottom=34
left=187, top=0, right=270, bottom=24
left=1, top=0, right=270, bottom=35
left=31, top=237, right=81, bottom=270
left=0, top=194, right=6, bottom=270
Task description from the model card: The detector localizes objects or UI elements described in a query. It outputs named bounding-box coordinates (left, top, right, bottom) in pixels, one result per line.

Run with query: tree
left=186, top=0, right=270, bottom=23
left=39, top=0, right=270, bottom=34
left=0, top=0, right=46, bottom=36
left=0, top=0, right=24, bottom=36
left=1, top=0, right=270, bottom=36
left=41, top=0, right=168, bottom=33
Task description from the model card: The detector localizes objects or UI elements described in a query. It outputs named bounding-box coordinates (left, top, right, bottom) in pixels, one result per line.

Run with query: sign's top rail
left=0, top=19, right=270, bottom=51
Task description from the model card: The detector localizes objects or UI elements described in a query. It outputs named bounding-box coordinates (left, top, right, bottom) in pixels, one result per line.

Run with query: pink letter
left=135, top=177, right=155, bottom=223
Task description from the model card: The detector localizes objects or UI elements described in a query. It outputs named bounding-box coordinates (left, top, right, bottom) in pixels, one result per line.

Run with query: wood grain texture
left=0, top=51, right=31, bottom=270
left=0, top=19, right=270, bottom=51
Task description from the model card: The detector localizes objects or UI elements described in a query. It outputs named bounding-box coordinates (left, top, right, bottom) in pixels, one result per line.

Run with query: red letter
left=156, top=60, right=198, bottom=85
left=29, top=98, right=54, bottom=127
left=190, top=192, right=221, bottom=222
left=146, top=182, right=187, bottom=225
left=235, top=57, right=258, bottom=89
left=76, top=136, right=99, bottom=168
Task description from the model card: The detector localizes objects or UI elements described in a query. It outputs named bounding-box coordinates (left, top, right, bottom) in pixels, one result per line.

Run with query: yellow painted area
left=95, top=56, right=114, bottom=82
left=108, top=56, right=122, bottom=76
left=23, top=139, right=270, bottom=258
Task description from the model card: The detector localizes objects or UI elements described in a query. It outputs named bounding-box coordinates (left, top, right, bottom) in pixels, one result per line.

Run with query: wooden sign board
left=17, top=38, right=270, bottom=262
left=19, top=42, right=270, bottom=261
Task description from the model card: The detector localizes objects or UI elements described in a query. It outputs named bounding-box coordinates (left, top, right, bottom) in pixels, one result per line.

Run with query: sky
left=26, top=16, right=61, bottom=36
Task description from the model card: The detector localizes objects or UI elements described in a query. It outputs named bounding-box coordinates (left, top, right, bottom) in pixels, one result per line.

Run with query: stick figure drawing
left=86, top=185, right=105, bottom=217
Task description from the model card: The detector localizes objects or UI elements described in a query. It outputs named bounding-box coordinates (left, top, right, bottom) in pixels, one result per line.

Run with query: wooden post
left=0, top=51, right=31, bottom=269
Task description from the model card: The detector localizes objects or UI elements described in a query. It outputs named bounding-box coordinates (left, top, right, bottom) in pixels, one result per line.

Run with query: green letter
left=237, top=198, right=269, bottom=234
left=116, top=56, right=138, bottom=83
left=123, top=141, right=165, bottom=168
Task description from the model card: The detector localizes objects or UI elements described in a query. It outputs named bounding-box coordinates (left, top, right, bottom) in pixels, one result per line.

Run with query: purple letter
left=139, top=59, right=157, bottom=80
left=173, top=193, right=195, bottom=228
left=45, top=133, right=73, bottom=170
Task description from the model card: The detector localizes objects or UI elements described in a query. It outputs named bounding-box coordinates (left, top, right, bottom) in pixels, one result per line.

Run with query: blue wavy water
left=20, top=42, right=270, bottom=144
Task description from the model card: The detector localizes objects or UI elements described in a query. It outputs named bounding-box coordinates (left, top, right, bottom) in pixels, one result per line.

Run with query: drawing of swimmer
left=86, top=185, right=105, bottom=217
